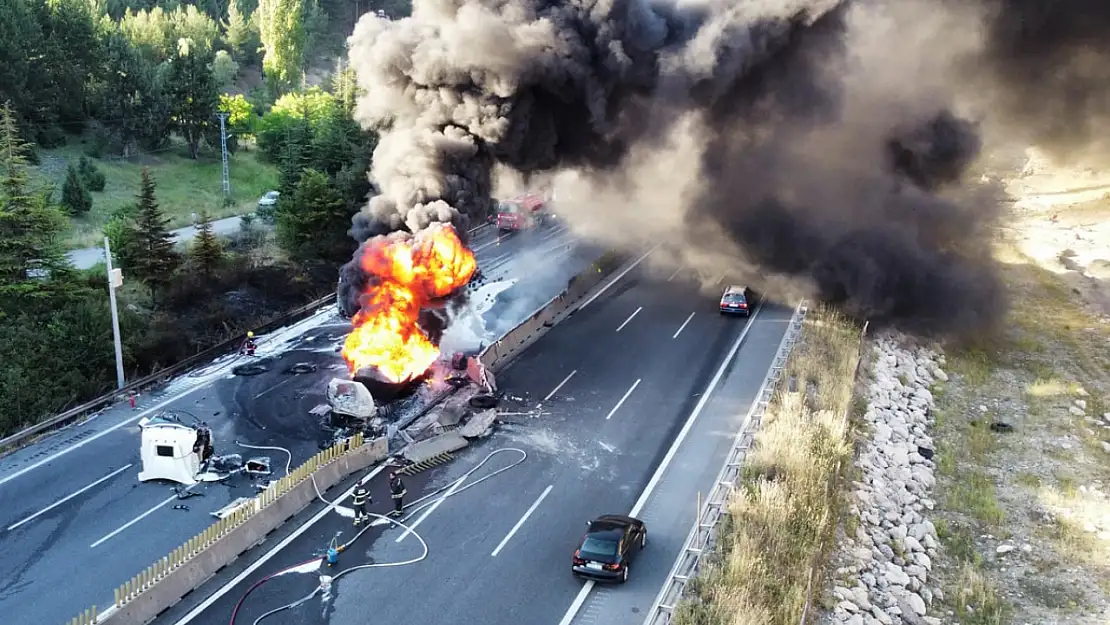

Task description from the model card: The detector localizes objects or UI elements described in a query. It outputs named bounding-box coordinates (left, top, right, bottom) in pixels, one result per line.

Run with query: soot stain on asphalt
left=223, top=350, right=336, bottom=443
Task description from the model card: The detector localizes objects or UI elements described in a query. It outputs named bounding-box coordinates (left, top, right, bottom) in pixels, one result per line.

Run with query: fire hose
left=229, top=447, right=529, bottom=625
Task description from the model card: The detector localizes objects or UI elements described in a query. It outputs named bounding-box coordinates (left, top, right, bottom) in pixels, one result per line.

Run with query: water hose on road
left=230, top=447, right=529, bottom=625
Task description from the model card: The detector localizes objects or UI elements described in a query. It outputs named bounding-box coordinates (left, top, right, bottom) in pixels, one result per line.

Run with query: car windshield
left=265, top=192, right=279, bottom=199
left=723, top=293, right=746, bottom=303
left=499, top=202, right=520, bottom=214
left=580, top=536, right=619, bottom=558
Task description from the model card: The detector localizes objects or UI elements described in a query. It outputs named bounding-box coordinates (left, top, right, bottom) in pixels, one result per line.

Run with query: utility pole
left=217, top=112, right=231, bottom=197
left=104, top=237, right=126, bottom=390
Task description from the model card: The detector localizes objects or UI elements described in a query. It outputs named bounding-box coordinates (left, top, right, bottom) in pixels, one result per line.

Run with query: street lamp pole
left=104, top=237, right=126, bottom=390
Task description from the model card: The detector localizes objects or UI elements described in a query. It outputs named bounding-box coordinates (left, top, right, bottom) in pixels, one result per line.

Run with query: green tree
left=210, top=49, right=239, bottom=89
left=168, top=38, right=219, bottom=159
left=128, top=167, right=181, bottom=301
left=61, top=163, right=92, bottom=216
left=219, top=93, right=255, bottom=136
left=92, top=30, right=171, bottom=156
left=256, top=0, right=305, bottom=93
left=276, top=168, right=352, bottom=262
left=190, top=209, right=223, bottom=275
left=0, top=103, right=71, bottom=311
left=223, top=0, right=255, bottom=59
left=32, top=0, right=101, bottom=135
left=169, top=5, right=220, bottom=52
left=78, top=156, right=106, bottom=192
left=103, top=201, right=140, bottom=269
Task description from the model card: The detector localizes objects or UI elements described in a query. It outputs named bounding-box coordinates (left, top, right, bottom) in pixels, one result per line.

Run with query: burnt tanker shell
left=353, top=366, right=426, bottom=403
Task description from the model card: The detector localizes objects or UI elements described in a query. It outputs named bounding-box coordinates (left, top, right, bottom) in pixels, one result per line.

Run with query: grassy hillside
left=33, top=139, right=279, bottom=250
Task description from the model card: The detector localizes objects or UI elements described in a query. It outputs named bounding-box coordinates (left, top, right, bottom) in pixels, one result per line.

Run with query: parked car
left=571, top=514, right=648, bottom=583
left=257, top=191, right=280, bottom=223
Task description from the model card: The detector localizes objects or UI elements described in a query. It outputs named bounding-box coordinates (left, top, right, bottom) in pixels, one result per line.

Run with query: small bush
left=78, top=156, right=106, bottom=192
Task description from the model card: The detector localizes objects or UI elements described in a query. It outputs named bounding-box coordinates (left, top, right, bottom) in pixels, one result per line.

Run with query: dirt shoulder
left=926, top=153, right=1110, bottom=624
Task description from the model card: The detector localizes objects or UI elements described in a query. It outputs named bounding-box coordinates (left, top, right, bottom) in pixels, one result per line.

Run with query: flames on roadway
left=341, top=223, right=477, bottom=383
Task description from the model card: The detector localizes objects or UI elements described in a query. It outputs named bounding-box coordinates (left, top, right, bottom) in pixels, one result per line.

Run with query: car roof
left=588, top=514, right=639, bottom=532
left=583, top=528, right=624, bottom=542
left=724, top=285, right=748, bottom=295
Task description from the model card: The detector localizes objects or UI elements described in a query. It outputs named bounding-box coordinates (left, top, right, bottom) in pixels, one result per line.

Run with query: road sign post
left=104, top=237, right=126, bottom=390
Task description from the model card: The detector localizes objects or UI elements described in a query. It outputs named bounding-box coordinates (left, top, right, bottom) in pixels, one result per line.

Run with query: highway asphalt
left=0, top=220, right=583, bottom=625
left=153, top=253, right=795, bottom=625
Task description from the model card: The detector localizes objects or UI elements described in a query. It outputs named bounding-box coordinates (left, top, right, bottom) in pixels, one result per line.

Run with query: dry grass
left=673, top=305, right=864, bottom=625
left=927, top=238, right=1110, bottom=624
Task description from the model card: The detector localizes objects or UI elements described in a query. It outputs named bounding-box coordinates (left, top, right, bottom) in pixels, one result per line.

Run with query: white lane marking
left=556, top=298, right=765, bottom=625
left=491, top=484, right=553, bottom=557
left=576, top=245, right=659, bottom=312
left=672, top=312, right=696, bottom=339
left=253, top=379, right=290, bottom=399
left=395, top=476, right=465, bottom=543
left=631, top=298, right=764, bottom=515
left=473, top=233, right=512, bottom=253
left=0, top=388, right=215, bottom=489
left=90, top=494, right=178, bottom=548
left=544, top=370, right=578, bottom=402
left=557, top=580, right=596, bottom=625
left=642, top=299, right=802, bottom=625
left=715, top=274, right=724, bottom=285
left=7, top=464, right=134, bottom=531
left=615, top=306, right=642, bottom=332
left=541, top=225, right=568, bottom=241
left=170, top=465, right=388, bottom=625
left=605, top=379, right=642, bottom=421
left=666, top=268, right=682, bottom=282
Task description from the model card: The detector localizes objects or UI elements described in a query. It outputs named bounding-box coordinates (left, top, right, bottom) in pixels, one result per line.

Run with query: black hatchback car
left=572, top=514, right=648, bottom=583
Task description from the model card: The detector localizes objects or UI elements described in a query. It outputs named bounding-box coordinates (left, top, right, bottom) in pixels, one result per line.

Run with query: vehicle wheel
left=232, top=363, right=268, bottom=376
left=469, top=394, right=499, bottom=409
left=620, top=565, right=629, bottom=584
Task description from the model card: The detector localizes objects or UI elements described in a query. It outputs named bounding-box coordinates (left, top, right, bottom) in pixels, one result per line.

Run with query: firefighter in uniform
left=351, top=480, right=371, bottom=526
left=388, top=471, right=407, bottom=517
left=242, top=331, right=257, bottom=356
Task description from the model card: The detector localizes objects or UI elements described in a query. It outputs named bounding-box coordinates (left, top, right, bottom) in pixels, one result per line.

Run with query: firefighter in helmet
left=242, top=331, right=257, bottom=356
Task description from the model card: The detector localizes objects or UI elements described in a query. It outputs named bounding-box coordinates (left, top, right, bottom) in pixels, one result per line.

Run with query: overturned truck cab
left=137, top=415, right=214, bottom=486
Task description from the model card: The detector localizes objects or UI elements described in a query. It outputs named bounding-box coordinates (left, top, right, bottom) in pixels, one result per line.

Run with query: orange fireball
left=342, top=223, right=477, bottom=382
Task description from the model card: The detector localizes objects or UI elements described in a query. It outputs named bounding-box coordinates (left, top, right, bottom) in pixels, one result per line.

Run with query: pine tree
left=223, top=0, right=251, bottom=58
left=0, top=102, right=71, bottom=310
left=77, top=156, right=106, bottom=192
left=129, top=167, right=181, bottom=302
left=276, top=168, right=352, bottom=262
left=61, top=163, right=92, bottom=215
left=190, top=210, right=223, bottom=275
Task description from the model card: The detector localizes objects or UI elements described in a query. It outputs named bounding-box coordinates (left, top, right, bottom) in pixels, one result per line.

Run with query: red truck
left=495, top=192, right=548, bottom=233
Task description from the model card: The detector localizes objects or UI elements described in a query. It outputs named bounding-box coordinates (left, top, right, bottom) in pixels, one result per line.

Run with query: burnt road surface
left=154, top=253, right=796, bottom=625
left=0, top=220, right=587, bottom=625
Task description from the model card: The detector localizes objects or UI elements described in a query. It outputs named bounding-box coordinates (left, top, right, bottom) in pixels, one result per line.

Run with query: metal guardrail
left=0, top=292, right=338, bottom=452
left=643, top=300, right=810, bottom=625
left=63, top=432, right=367, bottom=625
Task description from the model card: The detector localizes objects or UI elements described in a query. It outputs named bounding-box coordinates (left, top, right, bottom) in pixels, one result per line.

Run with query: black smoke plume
left=963, top=0, right=1110, bottom=166
left=338, top=0, right=1029, bottom=337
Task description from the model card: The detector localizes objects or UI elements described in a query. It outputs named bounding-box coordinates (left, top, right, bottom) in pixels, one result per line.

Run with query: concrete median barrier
left=479, top=250, right=625, bottom=372
left=76, top=435, right=388, bottom=625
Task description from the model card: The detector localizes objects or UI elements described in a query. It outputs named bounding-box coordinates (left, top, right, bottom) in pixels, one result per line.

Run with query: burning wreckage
left=135, top=223, right=496, bottom=499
